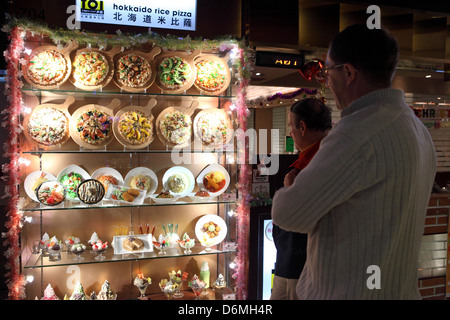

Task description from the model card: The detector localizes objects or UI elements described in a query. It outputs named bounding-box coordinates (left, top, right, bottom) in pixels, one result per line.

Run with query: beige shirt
left=272, top=89, right=437, bottom=299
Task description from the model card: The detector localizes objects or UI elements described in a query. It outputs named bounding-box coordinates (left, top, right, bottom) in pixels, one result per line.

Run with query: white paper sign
left=76, top=0, right=197, bottom=31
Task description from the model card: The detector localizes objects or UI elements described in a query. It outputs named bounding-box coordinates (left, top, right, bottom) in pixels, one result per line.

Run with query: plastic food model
left=69, top=281, right=88, bottom=300
left=41, top=284, right=60, bottom=300
left=118, top=110, right=153, bottom=145
left=134, top=273, right=152, bottom=300
left=97, top=280, right=117, bottom=300
left=36, top=180, right=65, bottom=206
left=27, top=107, right=69, bottom=146
left=129, top=174, right=152, bottom=192
left=27, top=49, right=68, bottom=86
left=188, top=274, right=206, bottom=300
left=75, top=109, right=112, bottom=145
left=97, top=175, right=118, bottom=192
left=169, top=269, right=184, bottom=298
left=77, top=179, right=105, bottom=204
left=177, top=233, right=195, bottom=254
left=203, top=171, right=226, bottom=193
left=196, top=113, right=229, bottom=145
left=158, top=56, right=192, bottom=90
left=159, top=110, right=192, bottom=145
left=159, top=279, right=178, bottom=300
left=195, top=59, right=227, bottom=93
left=116, top=54, right=151, bottom=87
left=60, top=172, right=83, bottom=200
left=72, top=52, right=109, bottom=86
left=167, top=173, right=188, bottom=194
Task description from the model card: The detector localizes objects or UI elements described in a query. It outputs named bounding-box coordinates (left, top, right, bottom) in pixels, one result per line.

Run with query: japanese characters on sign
left=76, top=0, right=197, bottom=31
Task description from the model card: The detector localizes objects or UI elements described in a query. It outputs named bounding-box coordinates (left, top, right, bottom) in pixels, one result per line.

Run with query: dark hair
left=290, top=98, right=332, bottom=132
left=329, top=24, right=399, bottom=88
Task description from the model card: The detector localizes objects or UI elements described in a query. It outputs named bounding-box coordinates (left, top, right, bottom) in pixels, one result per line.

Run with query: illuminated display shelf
left=23, top=243, right=237, bottom=270
left=22, top=198, right=236, bottom=212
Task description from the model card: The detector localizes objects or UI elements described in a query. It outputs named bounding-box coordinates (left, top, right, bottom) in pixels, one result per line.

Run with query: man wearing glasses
left=272, top=24, right=436, bottom=299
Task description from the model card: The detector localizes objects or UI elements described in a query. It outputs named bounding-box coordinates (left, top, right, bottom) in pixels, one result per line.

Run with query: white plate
left=124, top=167, right=158, bottom=198
left=24, top=171, right=56, bottom=202
left=91, top=167, right=124, bottom=184
left=112, top=234, right=153, bottom=255
left=195, top=214, right=227, bottom=248
left=196, top=164, right=230, bottom=197
left=56, top=165, right=90, bottom=200
left=148, top=194, right=180, bottom=204
left=187, top=192, right=217, bottom=203
left=162, top=166, right=195, bottom=197
left=104, top=185, right=146, bottom=205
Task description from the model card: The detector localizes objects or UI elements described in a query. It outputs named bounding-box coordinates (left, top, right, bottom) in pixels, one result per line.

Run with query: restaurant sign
left=75, top=0, right=197, bottom=31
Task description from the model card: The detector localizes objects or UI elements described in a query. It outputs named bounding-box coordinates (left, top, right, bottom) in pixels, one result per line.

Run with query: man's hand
left=284, top=168, right=300, bottom=187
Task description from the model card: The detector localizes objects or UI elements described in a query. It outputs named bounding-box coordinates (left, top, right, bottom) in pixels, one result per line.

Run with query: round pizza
left=72, top=52, right=109, bottom=86
left=118, top=110, right=153, bottom=145
left=195, top=59, right=228, bottom=93
left=158, top=56, right=192, bottom=90
left=27, top=107, right=69, bottom=146
left=75, top=109, right=112, bottom=145
left=116, top=54, right=151, bottom=88
left=159, top=110, right=192, bottom=145
left=26, top=49, right=68, bottom=86
left=196, top=113, right=229, bottom=145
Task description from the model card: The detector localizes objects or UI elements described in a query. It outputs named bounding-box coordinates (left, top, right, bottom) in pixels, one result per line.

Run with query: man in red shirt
left=271, top=98, right=332, bottom=299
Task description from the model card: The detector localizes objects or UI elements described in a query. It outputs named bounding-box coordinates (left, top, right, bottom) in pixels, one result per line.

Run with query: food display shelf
left=22, top=198, right=235, bottom=212
left=22, top=87, right=235, bottom=100
left=23, top=243, right=237, bottom=269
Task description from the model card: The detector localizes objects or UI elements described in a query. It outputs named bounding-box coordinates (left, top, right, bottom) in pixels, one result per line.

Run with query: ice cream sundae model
left=70, top=243, right=87, bottom=261
left=159, top=279, right=178, bottom=300
left=188, top=274, right=206, bottom=300
left=213, top=273, right=226, bottom=289
left=213, top=273, right=227, bottom=300
left=92, top=240, right=108, bottom=261
left=88, top=231, right=101, bottom=253
left=41, top=284, right=60, bottom=300
left=69, top=281, right=88, bottom=300
left=163, top=223, right=180, bottom=248
left=134, top=273, right=152, bottom=300
left=177, top=232, right=195, bottom=255
left=152, top=234, right=168, bottom=255
left=47, top=236, right=62, bottom=261
left=90, top=291, right=97, bottom=300
left=64, top=236, right=80, bottom=252
left=97, top=280, right=117, bottom=300
left=199, top=260, right=210, bottom=289
left=169, top=270, right=184, bottom=298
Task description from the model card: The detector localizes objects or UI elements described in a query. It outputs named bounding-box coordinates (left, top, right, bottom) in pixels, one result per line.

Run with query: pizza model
left=196, top=113, right=229, bottom=145
left=72, top=51, right=109, bottom=86
left=118, top=110, right=153, bottom=145
left=116, top=54, right=151, bottom=88
left=159, top=110, right=192, bottom=145
left=75, top=109, right=112, bottom=145
left=194, top=59, right=228, bottom=93
left=26, top=49, right=68, bottom=86
left=158, top=56, right=192, bottom=90
left=27, top=107, right=69, bottom=146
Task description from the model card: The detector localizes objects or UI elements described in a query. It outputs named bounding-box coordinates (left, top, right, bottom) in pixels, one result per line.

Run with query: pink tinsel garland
left=234, top=47, right=251, bottom=300
left=2, top=26, right=26, bottom=300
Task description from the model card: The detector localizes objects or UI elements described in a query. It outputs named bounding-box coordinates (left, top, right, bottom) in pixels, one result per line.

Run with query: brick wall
left=418, top=193, right=450, bottom=300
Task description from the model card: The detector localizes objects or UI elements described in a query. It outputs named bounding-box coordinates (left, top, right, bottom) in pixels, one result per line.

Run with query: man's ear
left=299, top=120, right=307, bottom=136
left=344, top=63, right=358, bottom=85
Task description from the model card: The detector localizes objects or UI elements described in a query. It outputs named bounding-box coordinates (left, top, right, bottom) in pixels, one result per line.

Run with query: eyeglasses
left=315, top=64, right=345, bottom=81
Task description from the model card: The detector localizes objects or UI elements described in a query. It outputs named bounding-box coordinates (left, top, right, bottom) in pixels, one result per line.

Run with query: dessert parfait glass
left=94, top=247, right=106, bottom=261
left=72, top=250, right=85, bottom=262
left=170, top=275, right=184, bottom=298
left=189, top=285, right=204, bottom=300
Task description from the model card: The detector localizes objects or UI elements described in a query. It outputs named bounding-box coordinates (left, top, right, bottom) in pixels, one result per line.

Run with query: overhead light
left=425, top=75, right=431, bottom=78
left=255, top=72, right=261, bottom=76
